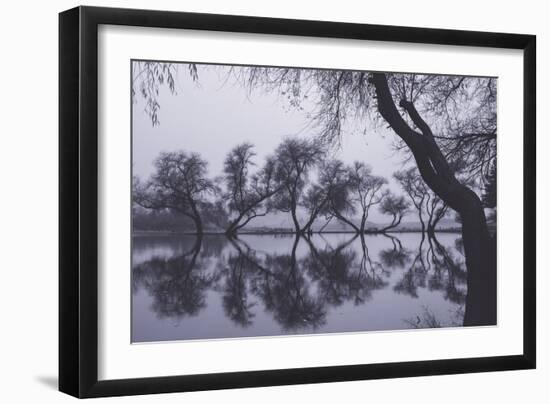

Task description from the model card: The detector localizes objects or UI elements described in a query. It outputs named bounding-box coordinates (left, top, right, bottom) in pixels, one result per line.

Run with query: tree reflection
left=379, top=234, right=410, bottom=269
left=132, top=236, right=219, bottom=320
left=393, top=234, right=427, bottom=298
left=355, top=235, right=390, bottom=301
left=390, top=234, right=467, bottom=304
left=303, top=235, right=388, bottom=306
left=426, top=235, right=467, bottom=305
left=132, top=232, right=488, bottom=335
left=217, top=239, right=257, bottom=327
left=302, top=235, right=358, bottom=306
left=254, top=235, right=327, bottom=331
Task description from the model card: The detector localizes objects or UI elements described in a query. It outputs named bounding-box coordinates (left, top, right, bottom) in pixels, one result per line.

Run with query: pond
left=132, top=232, right=468, bottom=342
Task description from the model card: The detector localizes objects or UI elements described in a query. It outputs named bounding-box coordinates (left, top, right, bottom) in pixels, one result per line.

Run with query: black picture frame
left=59, top=5, right=536, bottom=398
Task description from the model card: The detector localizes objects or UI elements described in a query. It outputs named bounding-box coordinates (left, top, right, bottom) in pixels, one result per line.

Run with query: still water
left=132, top=233, right=467, bottom=342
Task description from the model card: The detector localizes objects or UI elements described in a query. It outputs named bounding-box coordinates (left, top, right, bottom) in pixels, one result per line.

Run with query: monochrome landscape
left=131, top=60, right=497, bottom=342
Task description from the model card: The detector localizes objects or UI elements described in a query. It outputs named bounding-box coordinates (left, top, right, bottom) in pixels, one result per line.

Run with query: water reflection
left=132, top=236, right=217, bottom=320
left=132, top=232, right=481, bottom=342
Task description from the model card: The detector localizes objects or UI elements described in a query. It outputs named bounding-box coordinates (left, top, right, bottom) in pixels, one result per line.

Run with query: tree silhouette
left=133, top=151, right=216, bottom=234
left=371, top=73, right=494, bottom=325
left=425, top=193, right=448, bottom=237
left=379, top=193, right=410, bottom=232
left=270, top=138, right=326, bottom=234
left=301, top=183, right=331, bottom=235
left=394, top=167, right=449, bottom=236
left=347, top=162, right=388, bottom=233
left=319, top=160, right=357, bottom=232
left=394, top=168, right=428, bottom=233
left=315, top=161, right=388, bottom=234
left=222, top=143, right=280, bottom=235
left=301, top=159, right=349, bottom=234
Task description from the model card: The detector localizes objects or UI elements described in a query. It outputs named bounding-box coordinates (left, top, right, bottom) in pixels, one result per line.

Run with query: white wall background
left=0, top=0, right=545, bottom=402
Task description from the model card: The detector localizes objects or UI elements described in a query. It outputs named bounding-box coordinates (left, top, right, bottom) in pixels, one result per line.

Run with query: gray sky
left=132, top=63, right=409, bottom=223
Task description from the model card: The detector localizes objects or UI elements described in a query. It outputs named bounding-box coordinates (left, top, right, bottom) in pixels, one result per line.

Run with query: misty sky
left=132, top=62, right=411, bottom=223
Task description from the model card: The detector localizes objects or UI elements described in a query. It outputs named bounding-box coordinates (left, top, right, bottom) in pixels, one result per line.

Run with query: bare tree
left=301, top=184, right=330, bottom=235
left=416, top=75, right=497, bottom=185
left=322, top=161, right=358, bottom=232
left=394, top=168, right=428, bottom=233
left=347, top=162, right=388, bottom=233
left=394, top=167, right=449, bottom=236
left=370, top=73, right=496, bottom=325
left=271, top=138, right=326, bottom=234
left=222, top=143, right=280, bottom=235
left=301, top=159, right=349, bottom=234
left=317, top=161, right=387, bottom=234
left=425, top=193, right=448, bottom=237
left=379, top=193, right=410, bottom=232
left=133, top=151, right=215, bottom=234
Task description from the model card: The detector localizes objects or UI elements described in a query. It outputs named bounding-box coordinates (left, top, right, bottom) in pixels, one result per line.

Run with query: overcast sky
left=132, top=62, right=411, bottom=223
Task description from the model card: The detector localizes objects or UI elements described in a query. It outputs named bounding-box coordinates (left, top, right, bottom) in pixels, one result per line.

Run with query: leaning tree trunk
left=301, top=202, right=327, bottom=235
left=225, top=222, right=238, bottom=237
left=191, top=214, right=203, bottom=235
left=370, top=73, right=496, bottom=326
left=187, top=199, right=204, bottom=235
left=188, top=233, right=203, bottom=267
left=427, top=201, right=447, bottom=238
left=360, top=212, right=368, bottom=234
left=225, top=215, right=245, bottom=237
left=416, top=207, right=426, bottom=235
left=290, top=201, right=302, bottom=234
left=332, top=210, right=360, bottom=233
left=426, top=217, right=440, bottom=239
left=380, top=213, right=403, bottom=233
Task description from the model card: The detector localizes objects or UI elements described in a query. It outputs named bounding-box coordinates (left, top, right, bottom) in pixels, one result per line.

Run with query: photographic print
left=131, top=60, right=497, bottom=343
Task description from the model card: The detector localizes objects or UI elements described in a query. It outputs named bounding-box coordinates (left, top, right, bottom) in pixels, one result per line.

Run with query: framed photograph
left=59, top=6, right=536, bottom=398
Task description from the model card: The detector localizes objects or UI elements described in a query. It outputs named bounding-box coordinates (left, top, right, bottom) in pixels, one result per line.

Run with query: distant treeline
left=133, top=208, right=195, bottom=232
